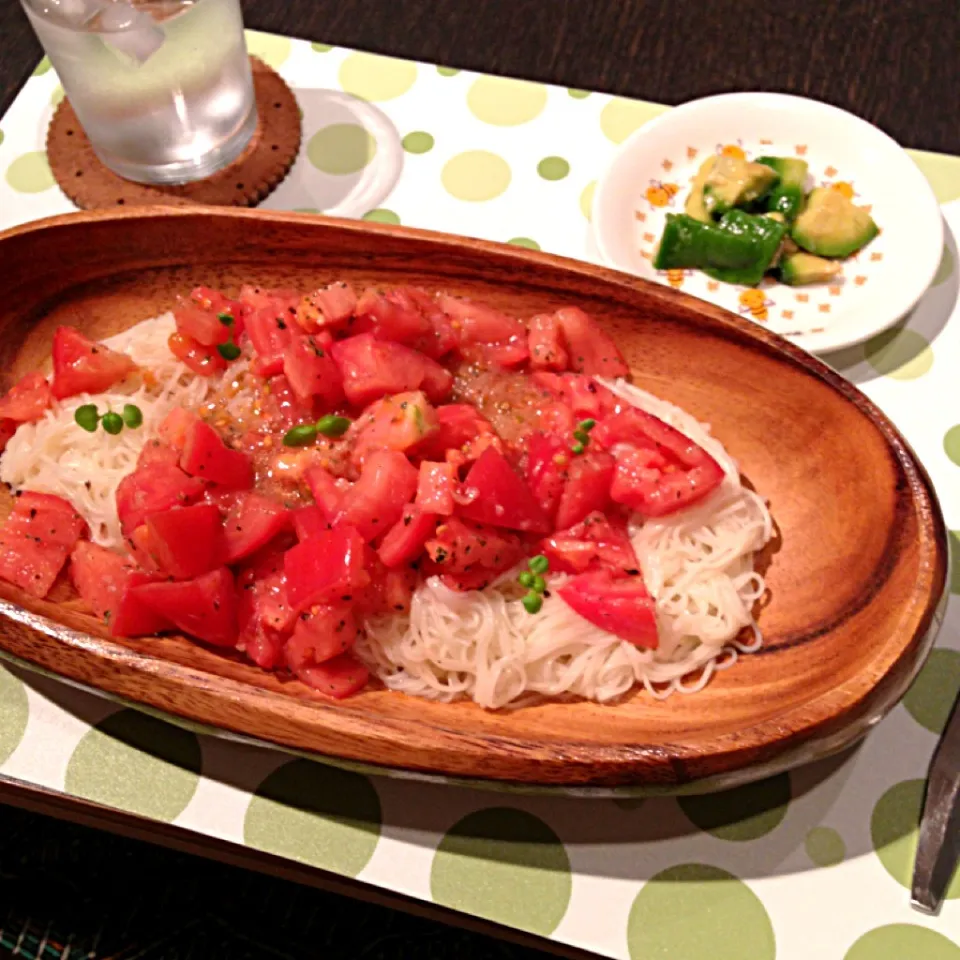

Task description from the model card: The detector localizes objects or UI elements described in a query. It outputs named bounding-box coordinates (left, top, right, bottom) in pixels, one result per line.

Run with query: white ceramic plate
left=592, top=92, right=943, bottom=355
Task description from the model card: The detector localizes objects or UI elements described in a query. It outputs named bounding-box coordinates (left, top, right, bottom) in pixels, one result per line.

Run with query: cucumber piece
left=791, top=187, right=878, bottom=257
left=702, top=210, right=787, bottom=286
left=756, top=156, right=809, bottom=222
left=683, top=156, right=717, bottom=223
left=702, top=155, right=779, bottom=218
left=777, top=251, right=842, bottom=286
left=653, top=212, right=775, bottom=275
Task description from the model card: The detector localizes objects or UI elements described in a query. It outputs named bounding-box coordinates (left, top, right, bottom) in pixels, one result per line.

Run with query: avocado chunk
left=756, top=156, right=809, bottom=222
left=791, top=187, right=878, bottom=257
left=683, top=156, right=717, bottom=223
left=777, top=251, right=842, bottom=286
left=702, top=210, right=787, bottom=286
left=702, top=155, right=779, bottom=218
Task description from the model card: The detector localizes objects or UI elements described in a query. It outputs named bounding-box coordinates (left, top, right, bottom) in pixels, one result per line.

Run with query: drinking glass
left=21, top=0, right=258, bottom=185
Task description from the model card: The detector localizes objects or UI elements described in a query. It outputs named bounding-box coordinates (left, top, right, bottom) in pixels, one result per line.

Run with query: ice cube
left=42, top=0, right=104, bottom=28
left=100, top=2, right=165, bottom=65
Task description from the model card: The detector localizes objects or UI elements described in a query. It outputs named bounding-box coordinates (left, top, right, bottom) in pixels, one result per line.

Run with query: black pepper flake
left=341, top=594, right=352, bottom=601
left=403, top=515, right=411, bottom=526
left=277, top=319, right=287, bottom=330
left=28, top=508, right=36, bottom=519
left=393, top=603, right=404, bottom=611
left=300, top=611, right=310, bottom=621
left=625, top=568, right=640, bottom=576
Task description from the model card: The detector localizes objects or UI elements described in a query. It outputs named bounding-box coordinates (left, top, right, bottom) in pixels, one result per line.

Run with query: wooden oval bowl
left=0, top=208, right=947, bottom=792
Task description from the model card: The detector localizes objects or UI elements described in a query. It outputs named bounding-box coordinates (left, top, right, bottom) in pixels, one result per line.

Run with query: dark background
left=0, top=0, right=958, bottom=154
left=0, top=1, right=957, bottom=957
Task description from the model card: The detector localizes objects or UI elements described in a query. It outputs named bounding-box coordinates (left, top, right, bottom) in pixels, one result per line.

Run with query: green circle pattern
left=805, top=826, right=846, bottom=866
left=33, top=56, right=51, bottom=76
left=442, top=150, right=511, bottom=201
left=431, top=808, right=571, bottom=936
left=950, top=531, right=960, bottom=593
left=864, top=328, right=933, bottom=380
left=340, top=52, right=418, bottom=102
left=6, top=151, right=55, bottom=193
left=402, top=131, right=435, bottom=154
left=65, top=709, right=201, bottom=821
left=568, top=89, right=590, bottom=99
left=903, top=648, right=960, bottom=734
left=945, top=425, right=960, bottom=467
left=844, top=925, right=960, bottom=960
left=507, top=237, right=540, bottom=250
left=537, top=156, right=570, bottom=181
left=627, top=864, right=775, bottom=960
left=362, top=208, right=400, bottom=224
left=871, top=779, right=960, bottom=898
left=0, top=666, right=28, bottom=766
left=467, top=76, right=547, bottom=126
left=307, top=124, right=377, bottom=175
left=311, top=42, right=334, bottom=53
left=245, top=759, right=381, bottom=876
left=678, top=773, right=791, bottom=841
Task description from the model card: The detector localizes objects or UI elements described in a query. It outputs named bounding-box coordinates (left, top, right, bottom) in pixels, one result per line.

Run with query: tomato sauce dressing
left=0, top=283, right=728, bottom=702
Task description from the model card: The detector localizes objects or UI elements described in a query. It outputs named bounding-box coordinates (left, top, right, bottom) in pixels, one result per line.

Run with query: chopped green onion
left=529, top=554, right=549, bottom=575
left=522, top=591, right=543, bottom=615
left=315, top=414, right=352, bottom=437
left=578, top=418, right=596, bottom=432
left=518, top=571, right=534, bottom=588
left=74, top=404, right=100, bottom=433
left=101, top=411, right=123, bottom=435
left=571, top=441, right=585, bottom=455
left=283, top=424, right=318, bottom=447
left=122, top=403, right=143, bottom=429
left=531, top=574, right=546, bottom=594
left=217, top=341, right=241, bottom=361
left=217, top=312, right=234, bottom=325
left=573, top=429, right=589, bottom=444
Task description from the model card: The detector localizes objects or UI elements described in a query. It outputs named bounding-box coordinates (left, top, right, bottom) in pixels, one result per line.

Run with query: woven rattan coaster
left=47, top=56, right=300, bottom=209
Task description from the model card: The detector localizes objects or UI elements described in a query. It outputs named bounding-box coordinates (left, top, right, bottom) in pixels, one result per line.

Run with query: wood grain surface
left=2, top=0, right=958, bottom=155
left=0, top=206, right=948, bottom=790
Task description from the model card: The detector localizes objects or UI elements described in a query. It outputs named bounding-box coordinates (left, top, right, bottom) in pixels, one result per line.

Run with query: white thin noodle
left=358, top=377, right=773, bottom=709
left=0, top=312, right=774, bottom=709
left=0, top=315, right=215, bottom=547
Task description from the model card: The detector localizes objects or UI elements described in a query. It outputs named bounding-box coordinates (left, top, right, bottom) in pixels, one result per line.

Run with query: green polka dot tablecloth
left=2, top=31, right=960, bottom=960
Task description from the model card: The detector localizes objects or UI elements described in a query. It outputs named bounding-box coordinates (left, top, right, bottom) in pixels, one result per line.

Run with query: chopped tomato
left=334, top=449, right=418, bottom=542
left=398, top=288, right=459, bottom=359
left=158, top=408, right=201, bottom=450
left=541, top=512, right=639, bottom=575
left=70, top=541, right=168, bottom=636
left=238, top=285, right=301, bottom=315
left=131, top=566, right=238, bottom=647
left=51, top=326, right=138, bottom=400
left=416, top=461, right=456, bottom=515
left=438, top=296, right=529, bottom=368
left=332, top=334, right=453, bottom=406
left=262, top=374, right=317, bottom=429
left=223, top=493, right=290, bottom=563
left=523, top=434, right=567, bottom=523
left=0, top=492, right=87, bottom=598
left=296, top=281, right=357, bottom=332
left=145, top=503, right=225, bottom=579
left=168, top=331, right=227, bottom=377
left=378, top=504, right=437, bottom=568
left=532, top=372, right=622, bottom=420
left=424, top=517, right=524, bottom=579
left=0, top=373, right=52, bottom=423
left=297, top=652, right=370, bottom=699
left=304, top=465, right=348, bottom=520
left=349, top=391, right=438, bottom=466
left=180, top=419, right=254, bottom=489
left=527, top=313, right=569, bottom=371
left=116, top=463, right=206, bottom=536
left=558, top=569, right=658, bottom=648
left=174, top=304, right=231, bottom=347
left=237, top=544, right=295, bottom=667
left=188, top=286, right=245, bottom=337
left=0, top=421, right=16, bottom=454
left=594, top=408, right=725, bottom=517
left=283, top=525, right=370, bottom=612
left=358, top=559, right=416, bottom=616
left=414, top=404, right=497, bottom=462
left=282, top=333, right=344, bottom=407
left=246, top=306, right=295, bottom=377
left=137, top=439, right=182, bottom=468
left=555, top=450, right=614, bottom=529
left=456, top=447, right=552, bottom=534
left=554, top=307, right=629, bottom=378
left=355, top=287, right=432, bottom=344
left=292, top=504, right=330, bottom=541
left=285, top=603, right=358, bottom=673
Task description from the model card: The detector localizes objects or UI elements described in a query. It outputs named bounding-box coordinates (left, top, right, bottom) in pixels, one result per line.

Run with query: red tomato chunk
left=558, top=570, right=658, bottom=648
left=223, top=493, right=290, bottom=563
left=334, top=449, right=418, bottom=542
left=285, top=603, right=358, bottom=675
left=0, top=373, right=53, bottom=423
left=297, top=652, right=370, bottom=699
left=116, top=463, right=206, bottom=536
left=378, top=504, right=437, bottom=568
left=283, top=525, right=370, bottom=613
left=0, top=492, right=88, bottom=598
left=180, top=419, right=254, bottom=489
left=51, top=327, right=138, bottom=400
left=145, top=503, right=225, bottom=579
left=456, top=447, right=552, bottom=534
